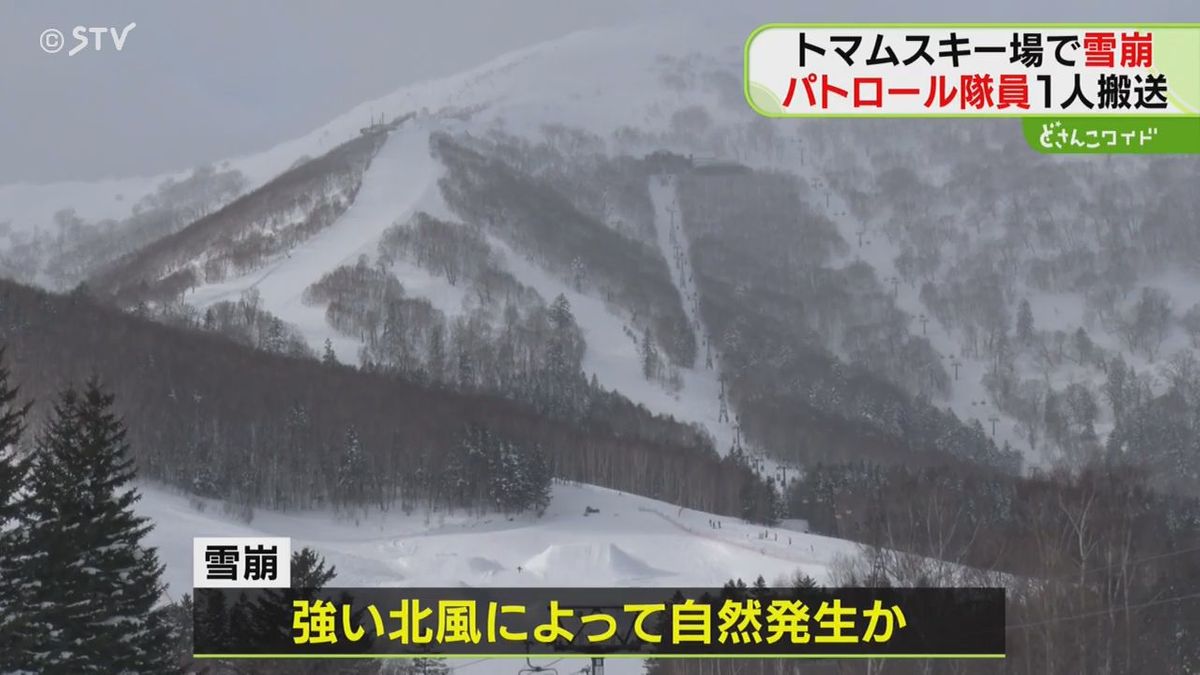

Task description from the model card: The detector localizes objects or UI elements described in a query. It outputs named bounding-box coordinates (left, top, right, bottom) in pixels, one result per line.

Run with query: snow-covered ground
left=141, top=479, right=856, bottom=675
left=144, top=480, right=849, bottom=596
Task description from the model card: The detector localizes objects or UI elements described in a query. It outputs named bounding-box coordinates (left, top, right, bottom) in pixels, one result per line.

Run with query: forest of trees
left=0, top=277, right=779, bottom=522
left=147, top=288, right=315, bottom=360
left=473, top=126, right=662, bottom=246
left=767, top=120, right=1200, bottom=479
left=305, top=217, right=712, bottom=452
left=432, top=132, right=697, bottom=368
left=89, top=128, right=390, bottom=308
left=0, top=164, right=248, bottom=291
left=674, top=168, right=1016, bottom=472
left=0, top=344, right=478, bottom=673
left=644, top=459, right=1200, bottom=674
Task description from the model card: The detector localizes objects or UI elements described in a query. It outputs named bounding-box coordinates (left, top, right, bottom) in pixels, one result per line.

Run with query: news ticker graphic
left=194, top=536, right=291, bottom=589
left=744, top=23, right=1200, bottom=154
left=192, top=586, right=1006, bottom=659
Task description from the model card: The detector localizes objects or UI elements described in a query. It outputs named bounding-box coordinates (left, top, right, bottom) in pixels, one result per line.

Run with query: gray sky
left=1, top=0, right=1193, bottom=184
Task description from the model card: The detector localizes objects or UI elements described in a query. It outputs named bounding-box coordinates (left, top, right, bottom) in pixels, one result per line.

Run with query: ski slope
left=182, top=119, right=462, bottom=363
left=488, top=233, right=743, bottom=455
left=647, top=177, right=739, bottom=454
left=141, top=479, right=857, bottom=675
left=143, top=480, right=851, bottom=598
left=169, top=118, right=755, bottom=454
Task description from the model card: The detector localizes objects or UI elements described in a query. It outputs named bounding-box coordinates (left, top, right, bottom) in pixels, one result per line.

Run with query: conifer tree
left=242, top=546, right=338, bottom=652
left=241, top=547, right=378, bottom=675
left=291, top=545, right=337, bottom=589
left=336, top=425, right=368, bottom=508
left=1017, top=298, right=1035, bottom=345
left=0, top=348, right=32, bottom=672
left=0, top=347, right=29, bottom=524
left=18, top=378, right=178, bottom=673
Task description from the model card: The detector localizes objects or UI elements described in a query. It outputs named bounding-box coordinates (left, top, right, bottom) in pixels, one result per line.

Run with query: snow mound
left=521, top=542, right=673, bottom=583
left=465, top=556, right=505, bottom=575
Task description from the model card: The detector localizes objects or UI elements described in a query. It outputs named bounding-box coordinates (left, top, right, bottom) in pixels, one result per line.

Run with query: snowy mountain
left=4, top=16, right=1198, bottom=492
left=3, top=13, right=1200, bottom=675
left=3, top=15, right=1199, bottom=492
left=63, top=29, right=753, bottom=459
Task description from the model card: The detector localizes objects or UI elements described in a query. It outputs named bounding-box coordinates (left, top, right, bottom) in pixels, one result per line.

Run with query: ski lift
left=518, top=656, right=559, bottom=675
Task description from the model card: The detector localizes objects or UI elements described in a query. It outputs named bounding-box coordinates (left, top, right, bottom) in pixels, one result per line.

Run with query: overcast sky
left=0, top=1, right=1192, bottom=184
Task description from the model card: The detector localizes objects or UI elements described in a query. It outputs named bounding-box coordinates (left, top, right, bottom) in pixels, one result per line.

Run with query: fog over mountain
left=0, top=0, right=1186, bottom=182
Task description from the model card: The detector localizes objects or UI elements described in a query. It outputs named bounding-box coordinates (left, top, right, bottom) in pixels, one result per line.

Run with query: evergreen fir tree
left=194, top=587, right=231, bottom=654
left=336, top=425, right=368, bottom=508
left=1016, top=298, right=1034, bottom=345
left=245, top=546, right=338, bottom=652
left=428, top=321, right=446, bottom=382
left=524, top=445, right=553, bottom=516
left=291, top=545, right=337, bottom=588
left=0, top=347, right=32, bottom=672
left=263, top=319, right=286, bottom=354
left=1106, top=355, right=1130, bottom=425
left=549, top=293, right=574, bottom=333
left=1074, top=326, right=1094, bottom=364
left=17, top=378, right=178, bottom=673
left=322, top=338, right=338, bottom=365
left=791, top=571, right=818, bottom=591
left=162, top=593, right=195, bottom=671
left=0, top=347, right=30, bottom=524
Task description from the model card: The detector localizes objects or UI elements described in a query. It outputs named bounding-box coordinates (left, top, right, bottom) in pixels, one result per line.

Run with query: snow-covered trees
left=8, top=377, right=177, bottom=673
left=674, top=168, right=1014, bottom=472
left=0, top=348, right=28, bottom=531
left=640, top=329, right=661, bottom=380
left=94, top=131, right=386, bottom=307
left=0, top=349, right=31, bottom=672
left=1, top=165, right=248, bottom=291
left=378, top=212, right=496, bottom=288
left=145, top=290, right=315, bottom=359
left=193, top=546, right=370, bottom=675
left=1133, top=286, right=1173, bottom=361
left=431, top=133, right=696, bottom=368
left=445, top=424, right=551, bottom=515
left=1016, top=298, right=1034, bottom=345
left=335, top=426, right=370, bottom=509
